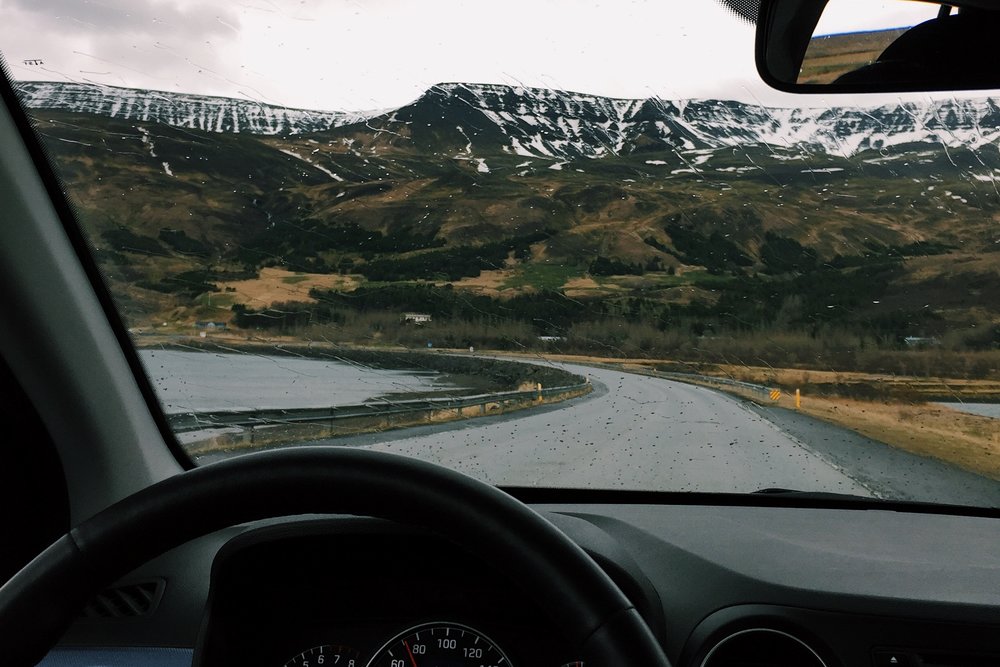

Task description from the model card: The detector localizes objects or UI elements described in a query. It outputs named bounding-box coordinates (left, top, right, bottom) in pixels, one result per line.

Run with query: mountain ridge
left=16, top=80, right=1000, bottom=161
left=13, top=80, right=383, bottom=135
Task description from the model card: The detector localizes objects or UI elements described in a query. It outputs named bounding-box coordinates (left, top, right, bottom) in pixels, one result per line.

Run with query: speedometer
left=284, top=644, right=361, bottom=667
left=366, top=622, right=511, bottom=667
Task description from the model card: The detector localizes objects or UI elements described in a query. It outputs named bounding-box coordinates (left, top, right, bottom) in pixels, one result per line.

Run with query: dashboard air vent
left=80, top=579, right=165, bottom=619
left=701, top=628, right=826, bottom=667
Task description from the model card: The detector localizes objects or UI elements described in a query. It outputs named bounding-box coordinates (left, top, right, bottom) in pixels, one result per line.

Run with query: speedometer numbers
left=284, top=644, right=362, bottom=667
left=366, top=622, right=511, bottom=667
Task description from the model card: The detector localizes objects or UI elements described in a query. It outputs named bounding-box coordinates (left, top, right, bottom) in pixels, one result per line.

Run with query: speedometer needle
left=403, top=640, right=419, bottom=667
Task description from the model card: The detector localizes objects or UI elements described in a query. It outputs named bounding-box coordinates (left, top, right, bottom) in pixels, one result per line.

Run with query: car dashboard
left=40, top=499, right=1000, bottom=667
left=198, top=524, right=573, bottom=667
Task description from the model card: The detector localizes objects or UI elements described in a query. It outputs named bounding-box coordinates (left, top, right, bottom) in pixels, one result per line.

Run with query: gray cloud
left=2, top=0, right=245, bottom=95
left=7, top=0, right=238, bottom=39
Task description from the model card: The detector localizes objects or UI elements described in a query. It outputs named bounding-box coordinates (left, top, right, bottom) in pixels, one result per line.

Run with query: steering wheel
left=0, top=447, right=671, bottom=667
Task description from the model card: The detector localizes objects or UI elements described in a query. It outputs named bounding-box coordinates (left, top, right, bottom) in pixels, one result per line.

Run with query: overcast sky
left=0, top=0, right=986, bottom=112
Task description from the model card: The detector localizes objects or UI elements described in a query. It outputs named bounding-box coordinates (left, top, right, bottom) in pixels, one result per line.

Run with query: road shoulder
left=745, top=403, right=1000, bottom=507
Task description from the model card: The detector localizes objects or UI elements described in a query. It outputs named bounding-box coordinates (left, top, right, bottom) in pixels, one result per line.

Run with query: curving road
left=185, top=355, right=998, bottom=505
left=305, top=362, right=878, bottom=496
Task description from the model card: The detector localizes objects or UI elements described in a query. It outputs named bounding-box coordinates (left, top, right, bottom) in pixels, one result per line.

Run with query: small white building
left=401, top=312, right=432, bottom=325
left=904, top=336, right=939, bottom=348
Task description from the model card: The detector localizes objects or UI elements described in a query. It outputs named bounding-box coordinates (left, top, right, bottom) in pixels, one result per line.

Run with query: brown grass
left=444, top=269, right=517, bottom=295
left=699, top=363, right=1000, bottom=402
left=799, top=28, right=907, bottom=84
left=563, top=276, right=624, bottom=298
left=782, top=394, right=1000, bottom=481
left=216, top=267, right=360, bottom=308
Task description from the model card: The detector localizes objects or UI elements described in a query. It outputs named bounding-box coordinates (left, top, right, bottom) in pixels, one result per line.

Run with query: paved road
left=195, top=359, right=998, bottom=505
left=298, top=362, right=885, bottom=496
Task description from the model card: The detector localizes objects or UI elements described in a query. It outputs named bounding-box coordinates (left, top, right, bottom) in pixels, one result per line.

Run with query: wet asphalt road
left=268, top=361, right=998, bottom=505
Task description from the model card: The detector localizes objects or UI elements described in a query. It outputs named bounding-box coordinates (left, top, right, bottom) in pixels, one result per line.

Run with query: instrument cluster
left=281, top=621, right=511, bottom=667
left=195, top=521, right=580, bottom=667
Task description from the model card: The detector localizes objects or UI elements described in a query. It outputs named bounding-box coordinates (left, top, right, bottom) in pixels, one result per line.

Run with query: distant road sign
left=769, top=389, right=781, bottom=402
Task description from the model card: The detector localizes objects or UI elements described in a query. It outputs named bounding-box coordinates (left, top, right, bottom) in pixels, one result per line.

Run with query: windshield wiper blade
left=751, top=487, right=879, bottom=502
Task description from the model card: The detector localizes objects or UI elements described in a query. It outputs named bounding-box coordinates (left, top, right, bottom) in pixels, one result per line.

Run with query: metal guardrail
left=167, top=382, right=591, bottom=433
left=653, top=370, right=774, bottom=398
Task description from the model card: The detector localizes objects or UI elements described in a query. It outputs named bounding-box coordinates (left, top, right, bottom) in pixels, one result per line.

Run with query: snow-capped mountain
left=379, top=83, right=1000, bottom=160
left=14, top=81, right=379, bottom=135
left=17, top=80, right=1000, bottom=159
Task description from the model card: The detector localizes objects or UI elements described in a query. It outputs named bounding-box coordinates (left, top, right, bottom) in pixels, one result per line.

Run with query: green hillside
left=27, top=107, right=1000, bottom=373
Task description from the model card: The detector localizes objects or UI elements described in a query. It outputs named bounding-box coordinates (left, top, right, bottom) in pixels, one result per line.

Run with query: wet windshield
left=2, top=0, right=998, bottom=506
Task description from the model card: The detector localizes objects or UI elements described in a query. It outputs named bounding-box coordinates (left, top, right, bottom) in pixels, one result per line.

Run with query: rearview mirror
left=756, top=0, right=1000, bottom=93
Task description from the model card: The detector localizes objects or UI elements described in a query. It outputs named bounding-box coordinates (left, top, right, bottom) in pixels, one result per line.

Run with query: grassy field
left=502, top=262, right=583, bottom=290
left=799, top=28, right=907, bottom=84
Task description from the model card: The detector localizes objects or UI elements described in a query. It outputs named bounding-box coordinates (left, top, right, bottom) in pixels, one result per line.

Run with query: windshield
left=2, top=0, right=998, bottom=507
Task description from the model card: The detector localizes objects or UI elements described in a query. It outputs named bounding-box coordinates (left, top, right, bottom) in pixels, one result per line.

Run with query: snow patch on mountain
left=15, top=81, right=383, bottom=136
left=16, top=80, right=1000, bottom=161
left=404, top=83, right=1000, bottom=160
